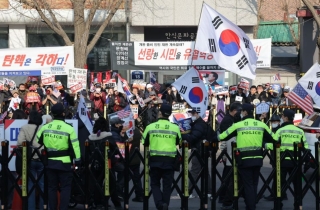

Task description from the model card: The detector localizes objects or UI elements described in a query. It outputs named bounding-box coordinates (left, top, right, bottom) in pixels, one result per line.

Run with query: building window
left=0, top=27, right=9, bottom=48
left=27, top=26, right=126, bottom=71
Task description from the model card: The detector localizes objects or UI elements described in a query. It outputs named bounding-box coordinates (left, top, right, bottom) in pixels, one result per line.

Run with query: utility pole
left=125, top=0, right=130, bottom=42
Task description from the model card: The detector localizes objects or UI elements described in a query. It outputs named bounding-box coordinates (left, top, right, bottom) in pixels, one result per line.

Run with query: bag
left=15, top=125, right=39, bottom=174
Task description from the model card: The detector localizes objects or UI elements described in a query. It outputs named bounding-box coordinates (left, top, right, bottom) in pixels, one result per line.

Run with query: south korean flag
left=172, top=67, right=208, bottom=118
left=195, top=3, right=258, bottom=79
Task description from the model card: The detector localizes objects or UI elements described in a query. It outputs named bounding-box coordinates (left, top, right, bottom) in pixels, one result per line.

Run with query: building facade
left=0, top=0, right=308, bottom=87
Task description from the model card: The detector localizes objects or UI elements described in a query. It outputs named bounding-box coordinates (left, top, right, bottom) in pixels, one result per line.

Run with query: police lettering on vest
left=142, top=119, right=182, bottom=158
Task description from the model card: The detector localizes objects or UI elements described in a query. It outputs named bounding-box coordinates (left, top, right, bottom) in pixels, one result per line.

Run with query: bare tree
left=13, top=0, right=124, bottom=68
left=282, top=0, right=300, bottom=50
left=301, top=0, right=320, bottom=62
left=253, top=0, right=264, bottom=38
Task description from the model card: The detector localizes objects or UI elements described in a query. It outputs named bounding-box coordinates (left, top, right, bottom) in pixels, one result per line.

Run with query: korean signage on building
left=0, top=46, right=74, bottom=75
left=110, top=41, right=222, bottom=71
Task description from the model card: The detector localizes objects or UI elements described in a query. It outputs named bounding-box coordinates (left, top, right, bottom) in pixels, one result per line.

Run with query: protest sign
left=215, top=85, right=229, bottom=95
left=26, top=92, right=40, bottom=103
left=68, top=68, right=87, bottom=90
left=255, top=102, right=270, bottom=114
left=70, top=82, right=83, bottom=93
left=41, top=75, right=55, bottom=85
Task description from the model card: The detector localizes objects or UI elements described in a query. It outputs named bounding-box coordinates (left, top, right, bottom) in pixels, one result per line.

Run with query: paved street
left=72, top=152, right=318, bottom=210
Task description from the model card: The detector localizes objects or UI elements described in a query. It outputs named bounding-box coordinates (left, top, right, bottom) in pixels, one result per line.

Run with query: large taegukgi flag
left=172, top=67, right=208, bottom=118
left=195, top=3, right=258, bottom=80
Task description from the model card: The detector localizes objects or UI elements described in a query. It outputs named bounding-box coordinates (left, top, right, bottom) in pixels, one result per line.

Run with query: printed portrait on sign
left=199, top=70, right=225, bottom=91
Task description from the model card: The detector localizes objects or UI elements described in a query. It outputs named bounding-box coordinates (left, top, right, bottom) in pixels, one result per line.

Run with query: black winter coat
left=181, top=117, right=207, bottom=149
left=111, top=126, right=126, bottom=143
left=129, top=128, right=142, bottom=166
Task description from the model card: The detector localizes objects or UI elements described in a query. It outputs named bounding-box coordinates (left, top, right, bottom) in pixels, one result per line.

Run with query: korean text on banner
left=251, top=38, right=272, bottom=68
left=0, top=46, right=74, bottom=75
left=134, top=42, right=217, bottom=66
left=195, top=3, right=258, bottom=79
left=68, top=68, right=87, bottom=90
left=70, top=82, right=83, bottom=94
left=41, top=75, right=55, bottom=85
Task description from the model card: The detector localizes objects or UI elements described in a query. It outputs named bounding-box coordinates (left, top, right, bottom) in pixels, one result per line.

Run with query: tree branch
left=302, top=0, right=320, bottom=28
left=86, top=0, right=124, bottom=56
left=85, top=0, right=100, bottom=31
left=23, top=0, right=72, bottom=46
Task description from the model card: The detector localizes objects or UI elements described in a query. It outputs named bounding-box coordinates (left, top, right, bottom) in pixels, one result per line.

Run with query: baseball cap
left=283, top=86, right=290, bottom=92
left=147, top=84, right=153, bottom=89
left=282, top=109, right=295, bottom=120
left=270, top=114, right=281, bottom=122
left=160, top=104, right=172, bottom=117
left=242, top=104, right=254, bottom=113
left=51, top=103, right=65, bottom=115
left=109, top=117, right=125, bottom=125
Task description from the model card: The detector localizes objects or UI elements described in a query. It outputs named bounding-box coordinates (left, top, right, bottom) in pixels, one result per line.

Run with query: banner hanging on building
left=251, top=38, right=272, bottom=68
left=0, top=46, right=74, bottom=76
left=110, top=41, right=222, bottom=71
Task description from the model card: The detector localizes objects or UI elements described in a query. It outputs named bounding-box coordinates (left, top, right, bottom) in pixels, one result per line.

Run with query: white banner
left=134, top=42, right=218, bottom=66
left=68, top=68, right=87, bottom=89
left=0, top=46, right=74, bottom=75
left=251, top=38, right=272, bottom=68
left=4, top=119, right=78, bottom=171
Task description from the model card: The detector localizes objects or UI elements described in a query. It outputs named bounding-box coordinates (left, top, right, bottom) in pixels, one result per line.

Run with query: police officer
left=36, top=103, right=81, bottom=210
left=272, top=109, right=308, bottom=209
left=142, top=104, right=182, bottom=210
left=218, top=103, right=274, bottom=210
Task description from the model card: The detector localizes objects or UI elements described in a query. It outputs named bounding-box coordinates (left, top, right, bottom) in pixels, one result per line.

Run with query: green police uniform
left=218, top=104, right=274, bottom=210
left=272, top=121, right=308, bottom=206
left=142, top=118, right=181, bottom=159
left=36, top=103, right=81, bottom=210
left=219, top=118, right=273, bottom=167
left=37, top=119, right=81, bottom=165
left=142, top=104, right=181, bottom=210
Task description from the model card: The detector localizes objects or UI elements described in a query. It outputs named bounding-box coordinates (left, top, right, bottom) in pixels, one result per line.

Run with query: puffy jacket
left=181, top=117, right=207, bottom=150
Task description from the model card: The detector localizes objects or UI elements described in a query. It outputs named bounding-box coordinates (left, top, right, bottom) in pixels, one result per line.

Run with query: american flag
left=273, top=73, right=280, bottom=81
left=150, top=72, right=161, bottom=92
left=288, top=83, right=313, bottom=115
left=117, top=105, right=132, bottom=119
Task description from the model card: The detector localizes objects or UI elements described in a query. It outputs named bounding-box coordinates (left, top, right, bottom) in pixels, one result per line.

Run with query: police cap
left=242, top=103, right=254, bottom=113
left=51, top=103, right=65, bottom=115
left=270, top=114, right=281, bottom=122
left=283, top=109, right=295, bottom=120
left=160, top=104, right=172, bottom=117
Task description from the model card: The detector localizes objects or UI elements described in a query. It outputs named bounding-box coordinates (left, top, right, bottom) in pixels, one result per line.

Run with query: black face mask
left=118, top=125, right=123, bottom=131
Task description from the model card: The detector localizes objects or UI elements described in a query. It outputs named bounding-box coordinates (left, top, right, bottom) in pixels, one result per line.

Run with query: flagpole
left=191, top=1, right=205, bottom=66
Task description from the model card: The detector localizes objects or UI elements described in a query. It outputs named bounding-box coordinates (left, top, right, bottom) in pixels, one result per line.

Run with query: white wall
left=132, top=0, right=257, bottom=26
left=9, top=24, right=26, bottom=48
